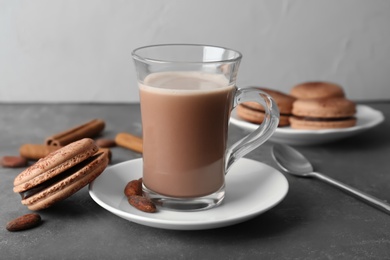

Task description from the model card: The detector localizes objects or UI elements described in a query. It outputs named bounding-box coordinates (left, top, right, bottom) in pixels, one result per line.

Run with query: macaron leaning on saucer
left=289, top=97, right=357, bottom=130
left=237, top=87, right=296, bottom=126
left=290, top=81, right=345, bottom=100
left=13, top=138, right=109, bottom=211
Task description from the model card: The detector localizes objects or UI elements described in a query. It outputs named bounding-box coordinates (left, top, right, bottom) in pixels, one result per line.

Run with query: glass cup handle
left=225, top=87, right=280, bottom=173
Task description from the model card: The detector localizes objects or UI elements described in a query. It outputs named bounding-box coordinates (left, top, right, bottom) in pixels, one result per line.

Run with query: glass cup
left=132, top=44, right=279, bottom=211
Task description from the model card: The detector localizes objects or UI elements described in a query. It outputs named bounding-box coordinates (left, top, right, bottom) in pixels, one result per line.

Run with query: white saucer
left=230, top=105, right=384, bottom=146
left=89, top=158, right=288, bottom=230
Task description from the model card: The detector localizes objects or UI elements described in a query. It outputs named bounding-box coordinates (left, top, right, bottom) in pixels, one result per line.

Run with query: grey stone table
left=1, top=102, right=390, bottom=259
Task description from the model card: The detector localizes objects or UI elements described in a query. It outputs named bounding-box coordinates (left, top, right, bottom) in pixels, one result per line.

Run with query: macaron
left=289, top=97, right=357, bottom=130
left=290, top=81, right=345, bottom=100
left=236, top=88, right=296, bottom=126
left=13, top=138, right=109, bottom=211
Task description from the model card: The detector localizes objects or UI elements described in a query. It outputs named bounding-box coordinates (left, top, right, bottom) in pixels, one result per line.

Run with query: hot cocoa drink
left=133, top=44, right=279, bottom=211
left=139, top=71, right=235, bottom=198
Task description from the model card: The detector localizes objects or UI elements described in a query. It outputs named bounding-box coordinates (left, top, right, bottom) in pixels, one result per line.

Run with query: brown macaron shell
left=22, top=151, right=109, bottom=211
left=237, top=104, right=290, bottom=126
left=290, top=82, right=345, bottom=100
left=14, top=138, right=98, bottom=193
left=290, top=98, right=357, bottom=130
left=236, top=88, right=296, bottom=127
left=289, top=117, right=357, bottom=130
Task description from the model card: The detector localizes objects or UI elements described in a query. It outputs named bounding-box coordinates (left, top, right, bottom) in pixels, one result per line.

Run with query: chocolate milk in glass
left=139, top=71, right=235, bottom=198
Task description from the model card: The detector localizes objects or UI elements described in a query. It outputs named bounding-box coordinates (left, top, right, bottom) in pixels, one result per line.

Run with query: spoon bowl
left=271, top=144, right=390, bottom=215
left=271, top=144, right=313, bottom=176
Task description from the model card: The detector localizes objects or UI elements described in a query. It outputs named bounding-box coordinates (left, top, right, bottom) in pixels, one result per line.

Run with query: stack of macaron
left=289, top=82, right=356, bottom=129
left=236, top=82, right=357, bottom=130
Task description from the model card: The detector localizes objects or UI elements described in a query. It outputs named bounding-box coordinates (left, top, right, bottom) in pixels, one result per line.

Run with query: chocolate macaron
left=13, top=138, right=109, bottom=211
left=237, top=88, right=296, bottom=126
left=290, top=81, right=345, bottom=100
left=289, top=98, right=357, bottom=130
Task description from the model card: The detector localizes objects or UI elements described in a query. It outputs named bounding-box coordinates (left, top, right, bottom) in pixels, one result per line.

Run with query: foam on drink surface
left=140, top=71, right=233, bottom=94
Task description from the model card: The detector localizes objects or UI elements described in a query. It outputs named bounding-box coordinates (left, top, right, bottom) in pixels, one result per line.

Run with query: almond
left=6, top=213, right=42, bottom=232
left=124, top=179, right=142, bottom=197
left=1, top=156, right=28, bottom=168
left=128, top=195, right=157, bottom=213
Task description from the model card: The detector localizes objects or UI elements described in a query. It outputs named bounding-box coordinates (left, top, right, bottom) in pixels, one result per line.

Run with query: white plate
left=89, top=158, right=288, bottom=230
left=230, top=105, right=384, bottom=146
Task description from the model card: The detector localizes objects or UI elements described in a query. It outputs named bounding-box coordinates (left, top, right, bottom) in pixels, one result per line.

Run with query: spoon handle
left=312, top=172, right=390, bottom=214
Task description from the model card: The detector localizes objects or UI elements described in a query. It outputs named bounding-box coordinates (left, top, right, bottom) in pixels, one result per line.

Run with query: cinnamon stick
left=20, top=143, right=111, bottom=162
left=20, top=144, right=61, bottom=160
left=115, top=132, right=143, bottom=154
left=45, top=119, right=105, bottom=147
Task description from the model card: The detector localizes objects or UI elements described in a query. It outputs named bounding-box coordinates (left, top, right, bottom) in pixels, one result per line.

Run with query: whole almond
left=128, top=195, right=157, bottom=213
left=1, top=156, right=28, bottom=168
left=124, top=179, right=142, bottom=197
left=6, top=213, right=42, bottom=232
left=96, top=138, right=116, bottom=148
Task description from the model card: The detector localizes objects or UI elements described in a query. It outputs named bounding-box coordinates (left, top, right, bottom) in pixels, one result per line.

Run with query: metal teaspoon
left=271, top=143, right=390, bottom=215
